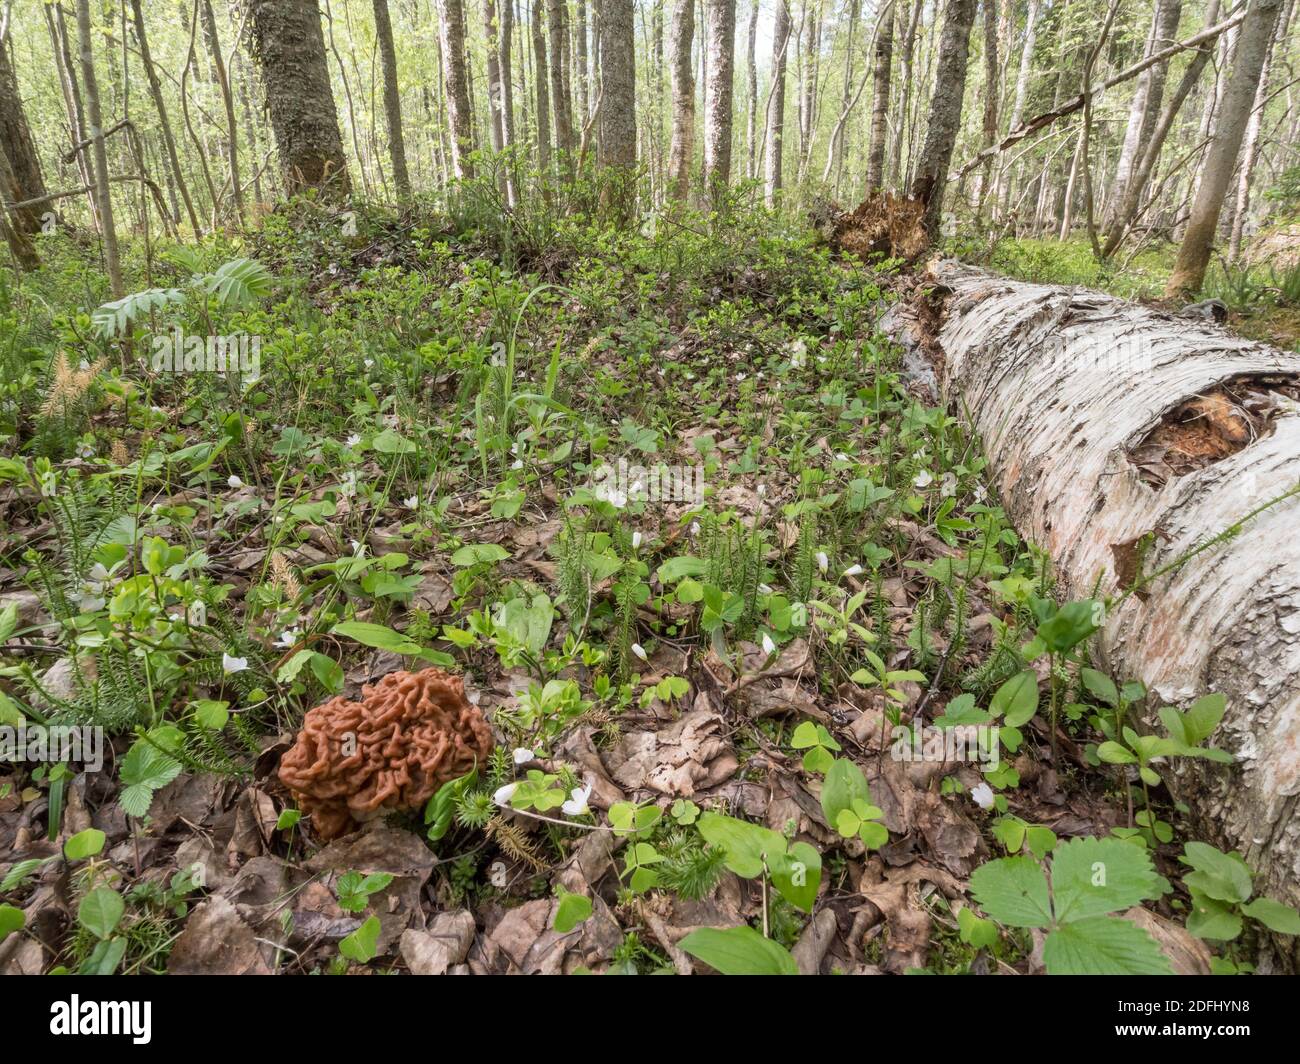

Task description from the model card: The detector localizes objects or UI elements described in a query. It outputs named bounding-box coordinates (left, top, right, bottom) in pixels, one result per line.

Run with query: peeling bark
left=884, top=262, right=1300, bottom=964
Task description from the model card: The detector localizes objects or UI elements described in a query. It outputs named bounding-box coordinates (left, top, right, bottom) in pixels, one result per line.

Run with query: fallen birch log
left=883, top=261, right=1300, bottom=953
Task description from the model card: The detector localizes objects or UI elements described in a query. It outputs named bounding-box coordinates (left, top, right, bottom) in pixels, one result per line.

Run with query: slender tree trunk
left=76, top=0, right=123, bottom=297
left=1105, top=0, right=1183, bottom=230
left=200, top=0, right=244, bottom=222
left=598, top=0, right=637, bottom=172
left=702, top=0, right=735, bottom=198
left=247, top=0, right=352, bottom=196
left=372, top=0, right=411, bottom=197
left=436, top=0, right=476, bottom=179
left=745, top=0, right=758, bottom=180
left=909, top=0, right=977, bottom=239
left=1102, top=0, right=1222, bottom=258
left=975, top=0, right=999, bottom=209
left=532, top=0, right=553, bottom=174
left=0, top=35, right=49, bottom=234
left=1228, top=0, right=1287, bottom=260
left=47, top=3, right=98, bottom=229
left=1167, top=0, right=1282, bottom=297
left=129, top=0, right=200, bottom=234
left=548, top=0, right=576, bottom=173
left=667, top=0, right=695, bottom=200
left=865, top=0, right=893, bottom=193
left=576, top=0, right=589, bottom=124
left=889, top=0, right=919, bottom=189
left=765, top=0, right=791, bottom=207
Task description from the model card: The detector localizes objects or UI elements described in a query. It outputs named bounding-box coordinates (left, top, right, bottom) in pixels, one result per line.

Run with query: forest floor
left=0, top=198, right=1282, bottom=975
left=985, top=234, right=1300, bottom=349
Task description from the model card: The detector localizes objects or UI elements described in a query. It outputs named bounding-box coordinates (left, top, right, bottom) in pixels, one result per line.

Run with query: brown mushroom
left=278, top=667, right=494, bottom=840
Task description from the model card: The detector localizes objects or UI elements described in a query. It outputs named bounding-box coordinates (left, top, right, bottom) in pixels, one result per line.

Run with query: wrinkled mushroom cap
left=278, top=667, right=493, bottom=839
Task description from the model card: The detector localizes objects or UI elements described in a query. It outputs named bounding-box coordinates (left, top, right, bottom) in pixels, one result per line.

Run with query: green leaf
left=957, top=907, right=999, bottom=949
left=678, top=926, right=799, bottom=975
left=656, top=556, right=708, bottom=583
left=697, top=812, right=787, bottom=879
left=820, top=757, right=871, bottom=828
left=78, top=888, right=125, bottom=940
left=1036, top=599, right=1102, bottom=653
left=969, top=856, right=1053, bottom=928
left=0, top=903, right=23, bottom=943
left=203, top=256, right=272, bottom=308
left=1080, top=668, right=1119, bottom=707
left=0, top=601, right=18, bottom=643
left=1240, top=897, right=1300, bottom=935
left=331, top=620, right=424, bottom=655
left=1042, top=916, right=1172, bottom=975
left=1181, top=693, right=1227, bottom=745
left=1096, top=740, right=1137, bottom=765
left=769, top=842, right=822, bottom=913
left=339, top=914, right=382, bottom=963
left=120, top=739, right=183, bottom=791
left=554, top=890, right=594, bottom=933
left=1181, top=842, right=1253, bottom=905
left=1186, top=892, right=1244, bottom=940
left=932, top=693, right=991, bottom=729
left=991, top=670, right=1039, bottom=727
left=1, top=858, right=52, bottom=892
left=372, top=428, right=416, bottom=454
left=64, top=828, right=106, bottom=861
left=450, top=543, right=510, bottom=567
left=1049, top=836, right=1164, bottom=923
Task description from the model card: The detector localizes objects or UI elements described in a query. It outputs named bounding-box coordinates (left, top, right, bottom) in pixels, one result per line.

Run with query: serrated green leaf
left=1042, top=916, right=1172, bottom=975
left=969, top=856, right=1052, bottom=928
left=1050, top=836, right=1164, bottom=923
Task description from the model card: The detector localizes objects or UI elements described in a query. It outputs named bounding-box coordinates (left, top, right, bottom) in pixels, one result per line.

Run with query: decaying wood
left=884, top=261, right=1300, bottom=963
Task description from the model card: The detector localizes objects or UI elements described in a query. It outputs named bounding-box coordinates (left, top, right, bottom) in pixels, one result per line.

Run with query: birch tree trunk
left=1228, top=0, right=1288, bottom=260
left=745, top=0, right=758, bottom=181
left=885, top=261, right=1300, bottom=963
left=667, top=0, right=695, bottom=201
left=765, top=0, right=791, bottom=207
left=865, top=0, right=893, bottom=193
left=1166, top=0, right=1282, bottom=297
left=702, top=0, right=736, bottom=198
left=373, top=0, right=411, bottom=197
left=436, top=0, right=476, bottom=179
left=1101, top=0, right=1222, bottom=259
left=1104, top=0, right=1183, bottom=231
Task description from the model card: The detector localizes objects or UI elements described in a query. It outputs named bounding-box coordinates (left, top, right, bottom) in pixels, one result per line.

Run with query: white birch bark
left=884, top=261, right=1300, bottom=957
